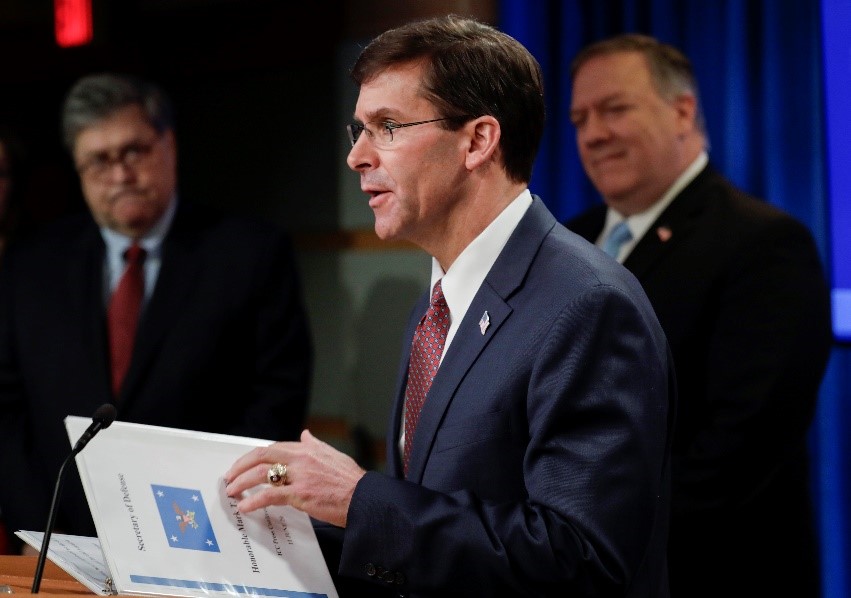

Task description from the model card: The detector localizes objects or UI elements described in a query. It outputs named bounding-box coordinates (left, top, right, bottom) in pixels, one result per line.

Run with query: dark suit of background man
left=224, top=15, right=675, bottom=598
left=0, top=73, right=313, bottom=552
left=564, top=34, right=833, bottom=598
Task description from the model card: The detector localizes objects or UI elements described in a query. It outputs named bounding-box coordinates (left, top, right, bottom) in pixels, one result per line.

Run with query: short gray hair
left=61, top=73, right=174, bottom=152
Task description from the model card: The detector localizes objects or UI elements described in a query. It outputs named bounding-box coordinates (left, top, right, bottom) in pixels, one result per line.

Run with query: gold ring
left=267, top=463, right=287, bottom=486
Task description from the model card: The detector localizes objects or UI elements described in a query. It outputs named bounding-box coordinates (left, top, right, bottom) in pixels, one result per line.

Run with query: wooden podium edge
left=1, top=555, right=196, bottom=597
left=0, top=555, right=92, bottom=595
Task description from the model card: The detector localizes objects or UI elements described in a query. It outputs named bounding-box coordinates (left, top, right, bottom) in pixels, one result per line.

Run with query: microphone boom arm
left=30, top=452, right=76, bottom=593
left=31, top=403, right=117, bottom=593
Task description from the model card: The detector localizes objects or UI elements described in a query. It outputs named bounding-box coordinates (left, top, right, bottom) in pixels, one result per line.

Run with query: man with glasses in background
left=0, top=73, right=313, bottom=553
left=224, top=15, right=675, bottom=597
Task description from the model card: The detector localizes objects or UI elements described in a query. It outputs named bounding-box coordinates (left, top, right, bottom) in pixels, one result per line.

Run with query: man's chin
left=372, top=210, right=407, bottom=237
left=593, top=180, right=635, bottom=206
left=373, top=226, right=394, bottom=241
left=109, top=210, right=157, bottom=237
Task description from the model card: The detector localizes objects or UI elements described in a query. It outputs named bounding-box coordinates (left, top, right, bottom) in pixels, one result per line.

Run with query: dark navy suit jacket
left=566, top=165, right=832, bottom=598
left=320, top=197, right=674, bottom=597
left=0, top=201, right=312, bottom=540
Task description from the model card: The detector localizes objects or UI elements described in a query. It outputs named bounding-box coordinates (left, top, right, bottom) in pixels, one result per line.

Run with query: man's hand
left=224, top=429, right=366, bottom=528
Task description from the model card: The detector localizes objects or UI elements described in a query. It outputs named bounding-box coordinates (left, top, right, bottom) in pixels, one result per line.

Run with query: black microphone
left=72, top=403, right=118, bottom=455
left=31, top=403, right=118, bottom=593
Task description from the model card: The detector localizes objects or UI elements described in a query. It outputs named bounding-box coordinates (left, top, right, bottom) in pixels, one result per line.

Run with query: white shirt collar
left=101, top=194, right=178, bottom=258
left=101, top=195, right=178, bottom=301
left=429, top=189, right=533, bottom=353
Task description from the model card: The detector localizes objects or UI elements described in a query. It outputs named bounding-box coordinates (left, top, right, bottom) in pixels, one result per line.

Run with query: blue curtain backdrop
left=498, top=1, right=850, bottom=597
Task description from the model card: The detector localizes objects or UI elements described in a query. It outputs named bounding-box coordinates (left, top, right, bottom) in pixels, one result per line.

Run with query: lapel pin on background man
left=225, top=15, right=676, bottom=597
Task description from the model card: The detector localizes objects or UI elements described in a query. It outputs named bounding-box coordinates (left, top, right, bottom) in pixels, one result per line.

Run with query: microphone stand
left=31, top=403, right=115, bottom=593
left=31, top=451, right=77, bottom=593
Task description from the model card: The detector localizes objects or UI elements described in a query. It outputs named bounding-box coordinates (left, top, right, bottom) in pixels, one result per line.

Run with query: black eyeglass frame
left=75, top=135, right=162, bottom=181
left=346, top=115, right=474, bottom=147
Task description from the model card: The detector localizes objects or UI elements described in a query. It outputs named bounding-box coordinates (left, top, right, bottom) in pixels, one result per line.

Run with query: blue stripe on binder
left=128, top=575, right=328, bottom=598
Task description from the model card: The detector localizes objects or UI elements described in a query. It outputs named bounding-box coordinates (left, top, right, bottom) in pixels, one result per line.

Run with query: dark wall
left=0, top=0, right=344, bottom=232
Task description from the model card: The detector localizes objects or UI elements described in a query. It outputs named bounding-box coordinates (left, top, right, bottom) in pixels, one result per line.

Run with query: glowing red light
left=54, top=0, right=93, bottom=48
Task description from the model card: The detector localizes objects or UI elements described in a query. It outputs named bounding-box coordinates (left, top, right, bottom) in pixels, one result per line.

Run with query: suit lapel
left=387, top=295, right=427, bottom=476
left=68, top=226, right=112, bottom=397
left=623, top=167, right=712, bottom=279
left=565, top=165, right=716, bottom=281
left=405, top=197, right=554, bottom=480
left=120, top=205, right=200, bottom=403
left=404, top=284, right=512, bottom=479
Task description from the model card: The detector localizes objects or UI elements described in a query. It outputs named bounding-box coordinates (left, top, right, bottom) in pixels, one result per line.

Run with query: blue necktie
left=603, top=221, right=632, bottom=259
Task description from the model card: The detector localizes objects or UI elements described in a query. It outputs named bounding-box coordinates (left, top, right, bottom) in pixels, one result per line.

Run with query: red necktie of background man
left=108, top=243, right=145, bottom=397
left=402, top=279, right=450, bottom=474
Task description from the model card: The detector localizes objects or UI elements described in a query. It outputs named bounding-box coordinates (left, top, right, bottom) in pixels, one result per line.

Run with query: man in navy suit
left=564, top=35, right=832, bottom=597
left=225, top=16, right=674, bottom=597
left=0, top=73, right=313, bottom=551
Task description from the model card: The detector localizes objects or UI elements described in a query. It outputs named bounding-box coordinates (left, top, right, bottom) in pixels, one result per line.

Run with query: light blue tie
left=602, top=221, right=632, bottom=259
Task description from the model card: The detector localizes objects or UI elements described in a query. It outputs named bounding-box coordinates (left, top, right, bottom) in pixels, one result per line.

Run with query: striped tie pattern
left=402, top=279, right=450, bottom=474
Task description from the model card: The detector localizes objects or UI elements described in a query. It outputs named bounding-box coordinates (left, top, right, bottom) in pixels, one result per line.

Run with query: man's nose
left=579, top=111, right=610, bottom=146
left=106, top=159, right=136, bottom=182
left=346, top=134, right=378, bottom=172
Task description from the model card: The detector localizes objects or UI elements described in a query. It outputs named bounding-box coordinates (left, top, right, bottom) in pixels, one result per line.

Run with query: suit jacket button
left=365, top=563, right=376, bottom=577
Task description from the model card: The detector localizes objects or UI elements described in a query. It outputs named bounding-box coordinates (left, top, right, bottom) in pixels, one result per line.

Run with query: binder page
left=15, top=531, right=113, bottom=594
left=66, top=417, right=338, bottom=598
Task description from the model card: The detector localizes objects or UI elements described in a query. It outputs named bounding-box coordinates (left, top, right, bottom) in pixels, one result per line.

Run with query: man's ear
left=673, top=93, right=698, bottom=136
left=161, top=128, right=179, bottom=163
left=464, top=116, right=501, bottom=171
left=163, top=128, right=177, bottom=151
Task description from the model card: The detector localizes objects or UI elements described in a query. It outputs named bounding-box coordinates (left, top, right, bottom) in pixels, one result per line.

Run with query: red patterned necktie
left=108, top=243, right=146, bottom=397
left=403, top=279, right=450, bottom=474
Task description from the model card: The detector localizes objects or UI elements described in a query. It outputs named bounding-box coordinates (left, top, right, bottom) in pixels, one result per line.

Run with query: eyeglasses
left=346, top=116, right=472, bottom=148
left=76, top=137, right=160, bottom=181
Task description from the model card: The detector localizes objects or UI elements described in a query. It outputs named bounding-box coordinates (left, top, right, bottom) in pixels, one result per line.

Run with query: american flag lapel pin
left=479, top=311, right=490, bottom=335
left=656, top=226, right=672, bottom=242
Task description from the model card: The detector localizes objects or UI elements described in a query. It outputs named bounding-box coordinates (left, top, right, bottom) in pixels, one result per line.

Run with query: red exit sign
left=54, top=0, right=93, bottom=47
